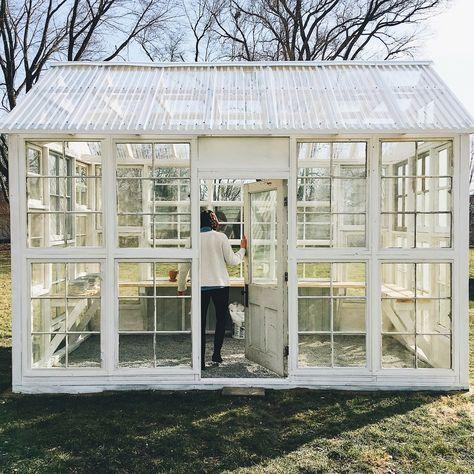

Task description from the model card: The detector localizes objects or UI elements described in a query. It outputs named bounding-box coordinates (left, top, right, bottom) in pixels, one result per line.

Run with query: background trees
left=0, top=0, right=446, bottom=206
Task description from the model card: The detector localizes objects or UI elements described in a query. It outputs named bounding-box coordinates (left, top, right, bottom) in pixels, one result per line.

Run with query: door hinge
left=284, top=271, right=288, bottom=282
left=283, top=196, right=288, bottom=207
left=283, top=345, right=289, bottom=358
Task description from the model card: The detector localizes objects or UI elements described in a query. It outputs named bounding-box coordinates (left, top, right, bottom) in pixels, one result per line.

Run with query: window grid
left=116, top=143, right=191, bottom=248
left=381, top=262, right=452, bottom=369
left=117, top=261, right=192, bottom=369
left=30, top=262, right=101, bottom=369
left=297, top=262, right=367, bottom=368
left=297, top=142, right=367, bottom=248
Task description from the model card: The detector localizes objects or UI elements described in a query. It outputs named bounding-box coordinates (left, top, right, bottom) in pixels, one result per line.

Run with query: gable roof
left=1, top=61, right=472, bottom=134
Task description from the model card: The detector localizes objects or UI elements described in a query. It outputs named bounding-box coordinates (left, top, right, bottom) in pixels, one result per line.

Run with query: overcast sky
left=424, top=0, right=474, bottom=115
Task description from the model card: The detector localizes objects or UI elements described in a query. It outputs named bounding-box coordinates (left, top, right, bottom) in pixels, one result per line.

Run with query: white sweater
left=177, top=230, right=245, bottom=291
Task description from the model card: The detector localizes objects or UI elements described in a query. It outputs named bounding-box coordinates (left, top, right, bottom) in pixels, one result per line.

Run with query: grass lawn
left=0, top=247, right=473, bottom=473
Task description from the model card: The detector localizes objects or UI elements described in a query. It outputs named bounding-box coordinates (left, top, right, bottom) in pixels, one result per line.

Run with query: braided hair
left=200, top=209, right=219, bottom=230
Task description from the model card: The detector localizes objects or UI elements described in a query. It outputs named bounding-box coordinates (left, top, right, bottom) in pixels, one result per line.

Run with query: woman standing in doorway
left=178, top=210, right=247, bottom=370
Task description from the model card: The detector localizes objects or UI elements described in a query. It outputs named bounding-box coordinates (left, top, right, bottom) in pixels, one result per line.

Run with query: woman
left=178, top=210, right=247, bottom=370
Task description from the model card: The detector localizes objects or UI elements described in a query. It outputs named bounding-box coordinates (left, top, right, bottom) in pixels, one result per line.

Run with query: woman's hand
left=240, top=235, right=248, bottom=249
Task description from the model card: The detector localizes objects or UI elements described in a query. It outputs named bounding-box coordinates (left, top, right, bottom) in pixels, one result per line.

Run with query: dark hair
left=200, top=209, right=214, bottom=228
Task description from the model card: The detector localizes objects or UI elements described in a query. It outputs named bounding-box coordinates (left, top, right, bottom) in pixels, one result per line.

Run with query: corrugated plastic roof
left=1, top=61, right=472, bottom=134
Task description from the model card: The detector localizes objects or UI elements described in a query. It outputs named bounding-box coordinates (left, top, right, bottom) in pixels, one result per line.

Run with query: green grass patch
left=0, top=246, right=473, bottom=473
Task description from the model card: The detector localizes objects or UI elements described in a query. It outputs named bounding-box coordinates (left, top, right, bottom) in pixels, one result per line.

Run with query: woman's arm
left=177, top=262, right=191, bottom=294
left=222, top=234, right=247, bottom=266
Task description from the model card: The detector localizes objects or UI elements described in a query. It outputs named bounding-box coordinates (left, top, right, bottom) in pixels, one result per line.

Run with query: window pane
left=118, top=261, right=192, bottom=368
left=119, top=334, right=155, bottom=368
left=298, top=261, right=367, bottom=368
left=382, top=335, right=416, bottom=368
left=416, top=334, right=451, bottom=368
left=333, top=335, right=366, bottom=367
left=381, top=141, right=452, bottom=249
left=333, top=300, right=365, bottom=332
left=381, top=299, right=415, bottom=333
left=297, top=142, right=367, bottom=248
left=30, top=262, right=102, bottom=369
left=26, top=141, right=102, bottom=248
left=298, top=299, right=331, bottom=332
left=381, top=262, right=452, bottom=369
left=67, top=334, right=101, bottom=368
left=298, top=334, right=332, bottom=367
left=116, top=143, right=191, bottom=248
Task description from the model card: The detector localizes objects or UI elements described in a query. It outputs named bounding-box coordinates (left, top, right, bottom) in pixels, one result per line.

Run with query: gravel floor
left=64, top=333, right=421, bottom=371
left=202, top=335, right=278, bottom=378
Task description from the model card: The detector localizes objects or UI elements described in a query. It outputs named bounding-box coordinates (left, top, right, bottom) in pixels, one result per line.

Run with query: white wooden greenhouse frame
left=1, top=61, right=472, bottom=393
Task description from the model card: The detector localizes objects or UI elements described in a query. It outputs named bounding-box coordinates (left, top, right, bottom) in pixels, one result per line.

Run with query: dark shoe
left=211, top=354, right=223, bottom=363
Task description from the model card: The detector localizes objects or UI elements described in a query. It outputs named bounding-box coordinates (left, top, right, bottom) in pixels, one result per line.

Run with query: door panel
left=244, top=180, right=287, bottom=376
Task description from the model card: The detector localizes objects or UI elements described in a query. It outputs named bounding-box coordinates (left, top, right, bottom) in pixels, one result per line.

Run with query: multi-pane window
left=200, top=179, right=254, bottom=279
left=381, top=262, right=451, bottom=368
left=297, top=142, right=367, bottom=248
left=381, top=141, right=452, bottom=248
left=297, top=262, right=366, bottom=367
left=117, top=261, right=192, bottom=368
left=26, top=141, right=102, bottom=247
left=116, top=143, right=190, bottom=248
left=31, top=262, right=101, bottom=368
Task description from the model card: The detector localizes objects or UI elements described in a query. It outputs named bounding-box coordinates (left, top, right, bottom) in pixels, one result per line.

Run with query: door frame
left=197, top=171, right=290, bottom=382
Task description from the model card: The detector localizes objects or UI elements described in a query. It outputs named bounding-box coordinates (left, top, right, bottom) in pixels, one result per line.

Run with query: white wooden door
left=243, top=180, right=288, bottom=377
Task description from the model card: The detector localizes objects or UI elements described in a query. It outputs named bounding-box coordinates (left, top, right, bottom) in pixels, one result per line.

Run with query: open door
left=243, top=180, right=288, bottom=377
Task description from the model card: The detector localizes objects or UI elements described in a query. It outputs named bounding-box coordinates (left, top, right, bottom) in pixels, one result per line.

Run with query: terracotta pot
left=169, top=269, right=178, bottom=282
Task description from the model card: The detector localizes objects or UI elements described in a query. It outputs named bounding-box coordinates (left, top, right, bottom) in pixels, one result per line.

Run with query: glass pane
left=118, top=263, right=153, bottom=297
left=27, top=146, right=41, bottom=174
left=67, top=334, right=101, bottom=367
left=333, top=335, right=366, bottom=367
left=416, top=334, right=451, bottom=369
left=381, top=299, right=415, bottom=333
left=382, top=335, right=416, bottom=368
left=116, top=143, right=152, bottom=175
left=298, top=299, right=331, bottom=332
left=332, top=263, right=366, bottom=297
left=332, top=178, right=366, bottom=213
left=31, top=263, right=66, bottom=297
left=333, top=300, right=365, bottom=332
left=32, top=333, right=66, bottom=368
left=416, top=213, right=451, bottom=248
left=155, top=334, right=192, bottom=367
left=26, top=141, right=102, bottom=248
left=332, top=214, right=365, bottom=248
left=67, top=298, right=101, bottom=332
left=297, top=263, right=330, bottom=296
left=119, top=298, right=154, bottom=331
left=67, top=263, right=101, bottom=297
left=380, top=213, right=415, bottom=248
left=298, top=334, right=331, bottom=367
left=118, top=334, right=155, bottom=368
left=416, top=299, right=451, bottom=334
left=31, top=299, right=65, bottom=332
left=117, top=177, right=146, bottom=213
left=416, top=263, right=451, bottom=298
left=250, top=190, right=277, bottom=284
left=297, top=176, right=331, bottom=211
left=381, top=263, right=415, bottom=296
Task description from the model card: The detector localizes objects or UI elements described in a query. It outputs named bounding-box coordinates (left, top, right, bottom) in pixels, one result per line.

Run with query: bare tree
left=211, top=0, right=445, bottom=61
left=0, top=0, right=173, bottom=204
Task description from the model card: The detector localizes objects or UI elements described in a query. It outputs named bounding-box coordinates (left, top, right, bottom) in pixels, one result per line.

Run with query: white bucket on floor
left=229, top=302, right=245, bottom=340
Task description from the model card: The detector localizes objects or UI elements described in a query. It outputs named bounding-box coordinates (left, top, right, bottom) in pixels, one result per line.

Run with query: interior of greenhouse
left=27, top=139, right=452, bottom=375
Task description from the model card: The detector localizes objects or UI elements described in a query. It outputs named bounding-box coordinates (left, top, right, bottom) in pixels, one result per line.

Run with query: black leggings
left=201, top=287, right=230, bottom=361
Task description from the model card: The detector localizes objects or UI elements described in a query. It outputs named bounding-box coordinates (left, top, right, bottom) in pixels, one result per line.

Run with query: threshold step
left=222, top=387, right=265, bottom=397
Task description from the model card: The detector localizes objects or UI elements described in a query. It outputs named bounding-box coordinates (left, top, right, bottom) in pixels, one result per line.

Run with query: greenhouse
left=0, top=61, right=472, bottom=393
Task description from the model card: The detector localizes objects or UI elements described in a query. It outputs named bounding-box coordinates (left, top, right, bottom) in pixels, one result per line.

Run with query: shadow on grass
left=0, top=345, right=11, bottom=392
left=0, top=347, right=446, bottom=473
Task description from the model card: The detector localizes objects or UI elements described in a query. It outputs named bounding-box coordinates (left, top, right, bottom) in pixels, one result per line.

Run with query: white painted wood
left=243, top=180, right=288, bottom=377
left=9, top=132, right=469, bottom=393
left=198, top=138, right=289, bottom=172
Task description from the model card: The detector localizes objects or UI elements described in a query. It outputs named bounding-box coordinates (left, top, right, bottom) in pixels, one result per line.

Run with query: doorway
left=199, top=178, right=288, bottom=378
